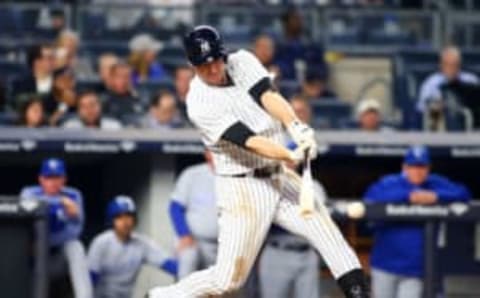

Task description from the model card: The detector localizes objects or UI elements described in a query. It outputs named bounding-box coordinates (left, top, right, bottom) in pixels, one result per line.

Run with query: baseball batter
left=148, top=25, right=368, bottom=298
left=88, top=196, right=177, bottom=298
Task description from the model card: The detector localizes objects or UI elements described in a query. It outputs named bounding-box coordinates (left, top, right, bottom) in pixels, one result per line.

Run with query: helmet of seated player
left=106, top=195, right=136, bottom=225
left=183, top=25, right=226, bottom=66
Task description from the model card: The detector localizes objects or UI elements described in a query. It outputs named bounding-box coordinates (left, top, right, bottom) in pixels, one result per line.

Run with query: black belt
left=228, top=165, right=281, bottom=178
left=268, top=240, right=311, bottom=252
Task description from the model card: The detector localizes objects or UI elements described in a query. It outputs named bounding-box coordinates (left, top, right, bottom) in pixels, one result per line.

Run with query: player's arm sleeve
left=52, top=191, right=84, bottom=244
left=234, top=51, right=298, bottom=126
left=19, top=187, right=32, bottom=200
left=65, top=191, right=84, bottom=237
left=235, top=50, right=273, bottom=106
left=220, top=121, right=256, bottom=148
left=142, top=238, right=178, bottom=276
left=170, top=169, right=193, bottom=237
left=431, top=176, right=471, bottom=202
left=169, top=201, right=191, bottom=237
left=87, top=237, right=103, bottom=286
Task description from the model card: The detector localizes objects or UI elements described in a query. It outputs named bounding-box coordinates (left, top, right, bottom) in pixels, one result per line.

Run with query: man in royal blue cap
left=20, top=158, right=92, bottom=298
left=363, top=146, right=471, bottom=298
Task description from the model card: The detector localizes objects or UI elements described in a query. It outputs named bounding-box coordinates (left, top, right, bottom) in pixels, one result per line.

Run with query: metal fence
left=0, top=3, right=478, bottom=53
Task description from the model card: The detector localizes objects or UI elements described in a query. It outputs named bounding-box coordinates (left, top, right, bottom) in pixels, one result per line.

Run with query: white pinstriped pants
left=150, top=168, right=361, bottom=298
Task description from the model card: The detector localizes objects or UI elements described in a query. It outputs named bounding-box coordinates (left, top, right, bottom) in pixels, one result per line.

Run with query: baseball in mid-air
left=347, top=202, right=366, bottom=219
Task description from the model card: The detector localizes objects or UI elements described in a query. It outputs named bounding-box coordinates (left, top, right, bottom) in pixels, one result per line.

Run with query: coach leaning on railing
left=334, top=145, right=472, bottom=298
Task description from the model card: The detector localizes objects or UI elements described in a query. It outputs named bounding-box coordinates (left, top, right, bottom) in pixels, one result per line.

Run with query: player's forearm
left=245, top=135, right=293, bottom=162
left=260, top=90, right=297, bottom=127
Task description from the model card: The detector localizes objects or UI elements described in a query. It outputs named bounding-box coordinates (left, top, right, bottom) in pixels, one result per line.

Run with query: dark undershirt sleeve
left=221, top=121, right=256, bottom=148
left=248, top=77, right=274, bottom=109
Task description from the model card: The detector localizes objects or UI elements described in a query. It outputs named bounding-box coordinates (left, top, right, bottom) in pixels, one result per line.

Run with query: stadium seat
left=136, top=79, right=175, bottom=105
left=81, top=42, right=129, bottom=59
left=310, top=100, right=352, bottom=129
left=76, top=80, right=102, bottom=93
left=278, top=80, right=300, bottom=98
left=366, top=31, right=414, bottom=46
left=79, top=12, right=107, bottom=41
left=328, top=30, right=361, bottom=46
left=0, top=60, right=27, bottom=79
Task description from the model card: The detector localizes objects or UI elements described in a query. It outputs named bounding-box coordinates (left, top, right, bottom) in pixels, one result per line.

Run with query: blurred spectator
left=102, top=62, right=143, bottom=125
left=88, top=196, right=177, bottom=298
left=63, top=91, right=122, bottom=130
left=141, top=91, right=183, bottom=129
left=417, top=46, right=479, bottom=113
left=364, top=146, right=471, bottom=298
left=48, top=67, right=77, bottom=126
left=38, top=8, right=67, bottom=35
left=97, top=53, right=119, bottom=93
left=17, top=96, right=46, bottom=128
left=290, top=95, right=312, bottom=125
left=55, top=30, right=95, bottom=80
left=301, top=67, right=336, bottom=100
left=174, top=65, right=194, bottom=119
left=275, top=9, right=327, bottom=80
left=128, top=34, right=167, bottom=84
left=20, top=158, right=93, bottom=298
left=282, top=9, right=304, bottom=42
left=51, top=9, right=67, bottom=33
left=355, top=98, right=393, bottom=131
left=253, top=34, right=280, bottom=78
left=10, top=44, right=55, bottom=107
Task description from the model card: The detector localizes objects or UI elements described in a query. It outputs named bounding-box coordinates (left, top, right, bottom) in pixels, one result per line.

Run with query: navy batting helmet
left=183, top=25, right=226, bottom=66
left=106, top=195, right=136, bottom=224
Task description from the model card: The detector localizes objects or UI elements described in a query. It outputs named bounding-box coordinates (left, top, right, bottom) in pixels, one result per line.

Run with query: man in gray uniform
left=88, top=195, right=177, bottom=298
left=169, top=150, right=218, bottom=277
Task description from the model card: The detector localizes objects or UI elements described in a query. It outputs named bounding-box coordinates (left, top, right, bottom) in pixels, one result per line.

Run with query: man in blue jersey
left=364, top=146, right=471, bottom=298
left=20, top=157, right=92, bottom=298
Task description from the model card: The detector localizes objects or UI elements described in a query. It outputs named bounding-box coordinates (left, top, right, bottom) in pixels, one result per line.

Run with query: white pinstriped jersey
left=186, top=49, right=285, bottom=175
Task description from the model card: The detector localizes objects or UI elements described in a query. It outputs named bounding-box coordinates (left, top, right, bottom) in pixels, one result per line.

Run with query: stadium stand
left=0, top=1, right=480, bottom=298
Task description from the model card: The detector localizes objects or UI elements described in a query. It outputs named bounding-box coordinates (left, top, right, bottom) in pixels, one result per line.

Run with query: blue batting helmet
left=106, top=195, right=136, bottom=224
left=183, top=25, right=226, bottom=66
left=404, top=145, right=431, bottom=166
left=40, top=158, right=66, bottom=177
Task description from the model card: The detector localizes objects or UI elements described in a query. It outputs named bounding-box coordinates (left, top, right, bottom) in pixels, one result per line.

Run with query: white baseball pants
left=149, top=168, right=361, bottom=298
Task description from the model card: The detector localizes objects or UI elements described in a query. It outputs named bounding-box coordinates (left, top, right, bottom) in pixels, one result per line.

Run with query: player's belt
left=229, top=165, right=281, bottom=178
left=268, top=240, right=311, bottom=252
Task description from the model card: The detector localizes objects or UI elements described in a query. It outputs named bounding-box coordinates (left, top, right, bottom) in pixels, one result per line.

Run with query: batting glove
left=288, top=142, right=316, bottom=164
left=287, top=120, right=314, bottom=143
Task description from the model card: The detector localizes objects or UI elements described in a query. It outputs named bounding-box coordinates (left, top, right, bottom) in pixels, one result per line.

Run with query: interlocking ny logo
left=200, top=40, right=211, bottom=55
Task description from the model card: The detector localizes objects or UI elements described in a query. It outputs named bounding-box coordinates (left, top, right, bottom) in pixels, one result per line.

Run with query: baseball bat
left=299, top=149, right=315, bottom=218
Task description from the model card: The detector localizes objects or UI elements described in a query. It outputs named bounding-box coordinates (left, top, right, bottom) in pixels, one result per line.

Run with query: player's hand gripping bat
left=299, top=148, right=315, bottom=218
